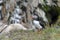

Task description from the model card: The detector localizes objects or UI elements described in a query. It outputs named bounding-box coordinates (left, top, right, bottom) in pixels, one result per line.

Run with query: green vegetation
left=0, top=27, right=60, bottom=40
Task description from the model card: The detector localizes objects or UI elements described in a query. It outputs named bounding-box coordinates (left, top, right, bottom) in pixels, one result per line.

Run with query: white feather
left=0, top=0, right=3, bottom=3
left=0, top=6, right=2, bottom=10
left=15, top=6, right=22, bottom=14
left=33, top=20, right=42, bottom=29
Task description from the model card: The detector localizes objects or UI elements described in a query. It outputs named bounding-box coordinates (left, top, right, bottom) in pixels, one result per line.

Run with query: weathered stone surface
left=0, top=0, right=59, bottom=35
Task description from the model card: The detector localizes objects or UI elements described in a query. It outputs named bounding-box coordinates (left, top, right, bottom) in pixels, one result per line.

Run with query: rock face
left=58, top=0, right=60, bottom=7
left=0, top=0, right=59, bottom=34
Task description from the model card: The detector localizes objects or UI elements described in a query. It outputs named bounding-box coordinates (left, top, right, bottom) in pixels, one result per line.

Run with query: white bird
left=14, top=14, right=22, bottom=19
left=15, top=6, right=22, bottom=14
left=33, top=20, right=43, bottom=30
